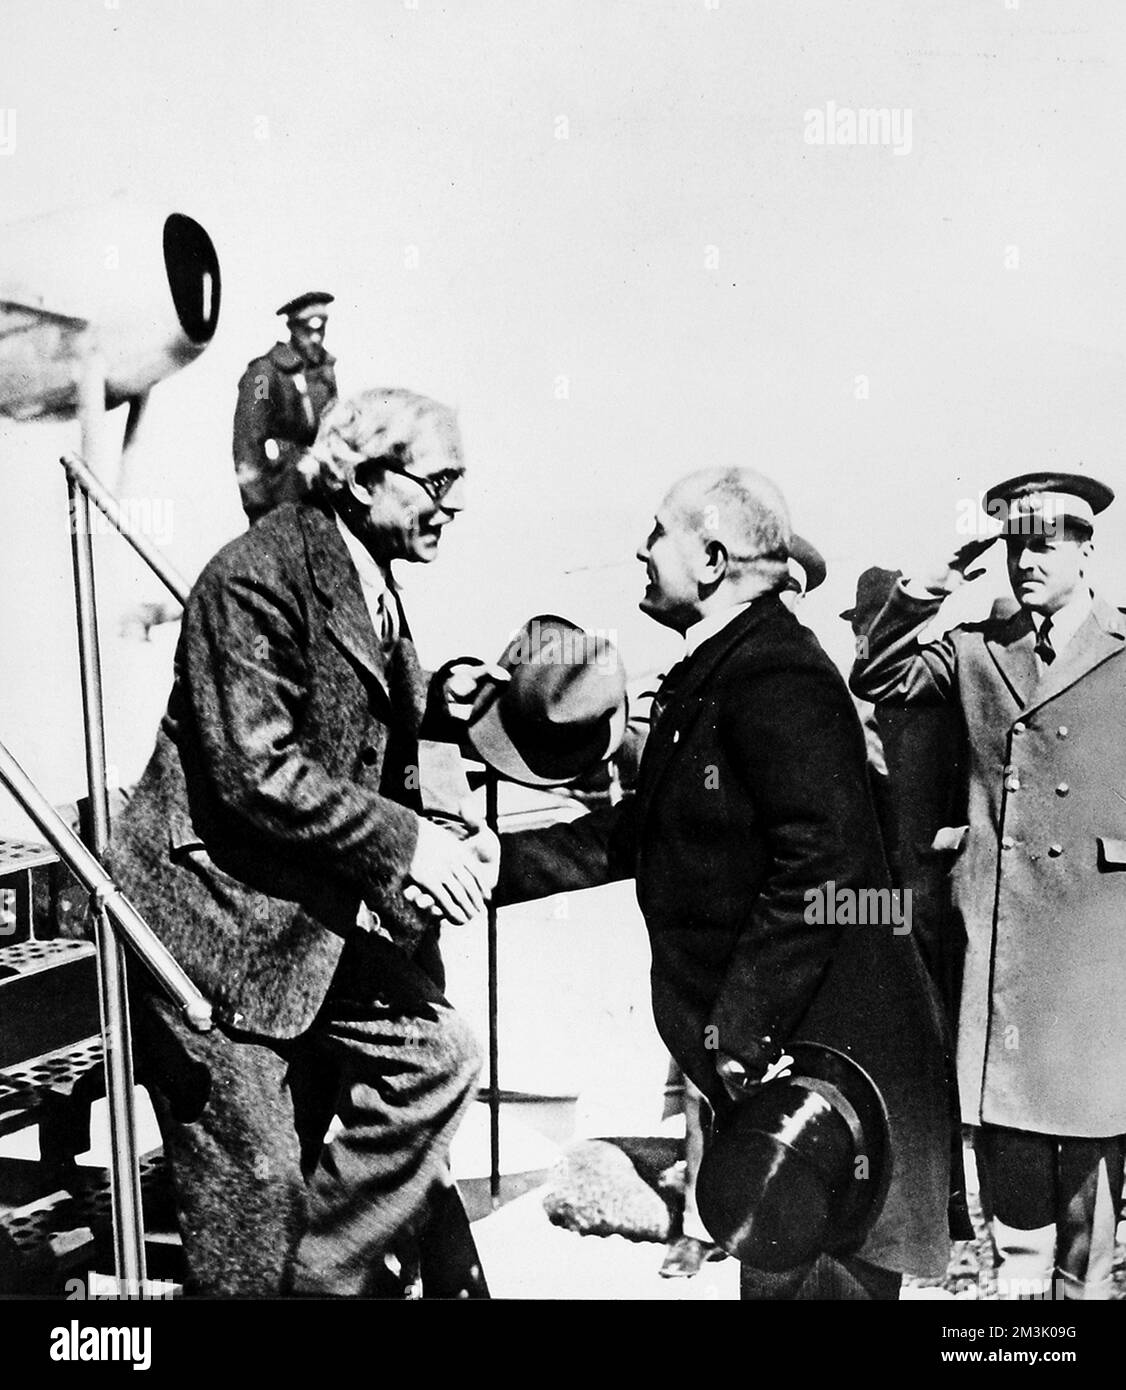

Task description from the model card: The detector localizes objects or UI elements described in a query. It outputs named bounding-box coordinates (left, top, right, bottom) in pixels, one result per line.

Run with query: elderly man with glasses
left=108, top=388, right=500, bottom=1298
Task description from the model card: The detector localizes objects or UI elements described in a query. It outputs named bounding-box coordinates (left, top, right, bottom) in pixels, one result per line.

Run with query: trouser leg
left=975, top=1125, right=1056, bottom=1299
left=977, top=1124, right=1126, bottom=1300
left=136, top=993, right=310, bottom=1297
left=291, top=934, right=483, bottom=1297
left=680, top=1079, right=711, bottom=1243
left=137, top=930, right=483, bottom=1299
left=1055, top=1136, right=1125, bottom=1301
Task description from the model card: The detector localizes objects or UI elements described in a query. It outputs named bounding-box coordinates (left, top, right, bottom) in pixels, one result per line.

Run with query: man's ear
left=697, top=537, right=729, bottom=584
left=346, top=458, right=385, bottom=509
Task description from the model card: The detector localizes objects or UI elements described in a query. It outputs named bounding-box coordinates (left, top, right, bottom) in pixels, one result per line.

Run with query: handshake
left=400, top=656, right=506, bottom=926
left=402, top=799, right=500, bottom=926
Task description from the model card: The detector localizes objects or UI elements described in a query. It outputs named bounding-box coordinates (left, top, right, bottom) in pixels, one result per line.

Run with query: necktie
left=650, top=658, right=689, bottom=730
left=1034, top=617, right=1055, bottom=667
left=375, top=589, right=400, bottom=651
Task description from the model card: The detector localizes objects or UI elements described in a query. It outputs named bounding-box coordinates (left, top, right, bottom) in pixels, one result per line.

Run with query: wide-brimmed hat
left=839, top=566, right=901, bottom=626
left=465, top=615, right=628, bottom=787
left=696, top=1041, right=892, bottom=1272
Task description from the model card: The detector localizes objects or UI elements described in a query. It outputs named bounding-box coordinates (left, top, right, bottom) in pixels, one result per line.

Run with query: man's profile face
left=1005, top=526, right=1092, bottom=615
left=352, top=431, right=467, bottom=565
left=636, top=493, right=705, bottom=633
left=289, top=315, right=327, bottom=366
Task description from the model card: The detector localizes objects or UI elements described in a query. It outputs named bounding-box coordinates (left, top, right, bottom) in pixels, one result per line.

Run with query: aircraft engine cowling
left=0, top=199, right=221, bottom=421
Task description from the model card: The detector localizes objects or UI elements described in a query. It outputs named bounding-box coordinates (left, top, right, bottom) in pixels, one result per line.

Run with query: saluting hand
left=905, top=537, right=997, bottom=598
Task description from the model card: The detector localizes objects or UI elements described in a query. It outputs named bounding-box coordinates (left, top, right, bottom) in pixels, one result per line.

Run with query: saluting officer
left=232, top=291, right=338, bottom=523
left=852, top=471, right=1126, bottom=1299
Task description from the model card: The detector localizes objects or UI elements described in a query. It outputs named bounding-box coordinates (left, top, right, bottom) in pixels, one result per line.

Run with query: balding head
left=637, top=467, right=793, bottom=632
left=666, top=468, right=792, bottom=580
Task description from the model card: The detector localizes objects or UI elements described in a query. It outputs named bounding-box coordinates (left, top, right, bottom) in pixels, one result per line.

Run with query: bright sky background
left=3, top=0, right=1126, bottom=829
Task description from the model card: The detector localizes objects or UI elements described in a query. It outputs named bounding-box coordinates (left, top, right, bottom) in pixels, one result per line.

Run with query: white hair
left=299, top=387, right=462, bottom=495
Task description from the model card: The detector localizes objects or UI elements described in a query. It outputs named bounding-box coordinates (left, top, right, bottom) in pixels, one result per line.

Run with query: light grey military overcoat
left=852, top=586, right=1126, bottom=1137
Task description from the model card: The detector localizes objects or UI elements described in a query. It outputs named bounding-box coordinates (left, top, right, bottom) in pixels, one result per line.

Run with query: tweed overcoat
left=497, top=596, right=952, bottom=1277
left=852, top=585, right=1126, bottom=1137
left=106, top=500, right=446, bottom=1040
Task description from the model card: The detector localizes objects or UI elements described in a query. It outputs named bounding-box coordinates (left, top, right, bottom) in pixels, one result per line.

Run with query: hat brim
left=696, top=1041, right=892, bottom=1269
left=467, top=689, right=628, bottom=788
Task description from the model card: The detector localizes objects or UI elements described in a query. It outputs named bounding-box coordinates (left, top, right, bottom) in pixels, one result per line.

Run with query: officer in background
left=232, top=291, right=338, bottom=523
left=852, top=471, right=1126, bottom=1299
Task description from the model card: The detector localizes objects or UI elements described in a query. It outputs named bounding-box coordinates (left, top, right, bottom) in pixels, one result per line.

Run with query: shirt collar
left=1030, top=588, right=1092, bottom=655
left=684, top=600, right=755, bottom=658
left=334, top=511, right=394, bottom=597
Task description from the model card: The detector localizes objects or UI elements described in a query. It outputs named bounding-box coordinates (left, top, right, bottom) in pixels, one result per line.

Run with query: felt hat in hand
left=465, top=615, right=628, bottom=787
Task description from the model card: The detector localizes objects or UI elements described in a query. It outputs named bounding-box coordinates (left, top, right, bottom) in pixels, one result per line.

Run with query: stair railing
left=0, top=432, right=210, bottom=1295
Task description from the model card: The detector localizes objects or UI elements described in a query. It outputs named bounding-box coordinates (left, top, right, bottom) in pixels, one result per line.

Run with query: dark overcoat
left=231, top=343, right=337, bottom=521
left=107, top=500, right=446, bottom=1040
left=498, top=596, right=952, bottom=1277
left=852, top=586, right=1126, bottom=1138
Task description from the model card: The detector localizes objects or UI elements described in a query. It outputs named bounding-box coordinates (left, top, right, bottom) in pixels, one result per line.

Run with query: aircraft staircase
left=0, top=837, right=178, bottom=1295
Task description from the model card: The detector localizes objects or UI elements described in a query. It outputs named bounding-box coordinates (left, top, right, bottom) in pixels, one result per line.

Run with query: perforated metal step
left=0, top=838, right=59, bottom=945
left=0, top=939, right=99, bottom=1068
left=0, top=936, right=93, bottom=980
left=0, top=1152, right=171, bottom=1294
left=0, top=839, right=58, bottom=876
left=0, top=1036, right=103, bottom=1135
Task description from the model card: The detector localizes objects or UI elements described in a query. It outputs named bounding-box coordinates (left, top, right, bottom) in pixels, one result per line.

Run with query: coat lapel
left=634, top=598, right=777, bottom=825
left=983, top=608, right=1038, bottom=709
left=1019, top=596, right=1126, bottom=716
left=300, top=504, right=393, bottom=701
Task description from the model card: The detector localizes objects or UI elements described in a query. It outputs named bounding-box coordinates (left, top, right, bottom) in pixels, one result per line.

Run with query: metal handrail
left=60, top=452, right=190, bottom=606
left=2, top=416, right=210, bottom=1293
left=0, top=742, right=211, bottom=1030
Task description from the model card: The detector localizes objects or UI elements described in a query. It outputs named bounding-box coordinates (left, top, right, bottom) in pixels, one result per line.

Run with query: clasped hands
left=402, top=658, right=506, bottom=926
left=403, top=806, right=499, bottom=926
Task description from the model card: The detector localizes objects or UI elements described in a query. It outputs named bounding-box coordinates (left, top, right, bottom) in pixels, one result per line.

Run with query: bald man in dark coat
left=495, top=468, right=952, bottom=1299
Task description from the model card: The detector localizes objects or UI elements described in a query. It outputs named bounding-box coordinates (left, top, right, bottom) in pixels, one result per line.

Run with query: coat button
left=1056, top=782, right=1070, bottom=796
left=1057, top=726, right=1069, bottom=738
left=1048, top=843, right=1064, bottom=857
left=1001, top=836, right=1015, bottom=850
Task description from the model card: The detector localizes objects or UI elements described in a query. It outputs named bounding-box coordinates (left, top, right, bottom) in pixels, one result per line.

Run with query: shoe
left=659, top=1234, right=725, bottom=1278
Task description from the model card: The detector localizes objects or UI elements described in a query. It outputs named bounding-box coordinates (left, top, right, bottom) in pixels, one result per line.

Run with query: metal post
left=485, top=768, right=501, bottom=1205
left=69, top=352, right=146, bottom=1292
left=60, top=453, right=189, bottom=606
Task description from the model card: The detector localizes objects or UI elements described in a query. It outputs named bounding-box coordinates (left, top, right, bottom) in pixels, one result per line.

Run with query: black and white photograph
left=1, top=0, right=1124, bottom=1356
